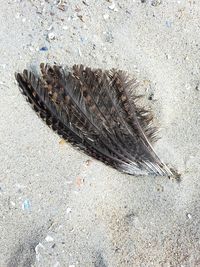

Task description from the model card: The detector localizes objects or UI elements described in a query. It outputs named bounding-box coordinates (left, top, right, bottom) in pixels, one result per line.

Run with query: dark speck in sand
left=40, top=46, right=48, bottom=51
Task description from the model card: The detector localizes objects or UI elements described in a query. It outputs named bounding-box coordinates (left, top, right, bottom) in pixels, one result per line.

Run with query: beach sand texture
left=0, top=0, right=200, bottom=266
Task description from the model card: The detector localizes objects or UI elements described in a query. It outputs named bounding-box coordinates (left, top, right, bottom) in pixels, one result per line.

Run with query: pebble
left=165, top=20, right=172, bottom=28
left=40, top=46, right=48, bottom=51
left=108, top=2, right=118, bottom=12
left=104, top=31, right=114, bottom=43
left=22, top=199, right=31, bottom=211
left=109, top=2, right=115, bottom=9
left=47, top=32, right=56, bottom=41
left=28, top=45, right=34, bottom=52
left=66, top=207, right=72, bottom=214
left=78, top=47, right=82, bottom=57
left=195, top=83, right=200, bottom=91
left=15, top=12, right=20, bottom=19
left=45, top=235, right=54, bottom=242
left=62, top=25, right=69, bottom=30
left=151, top=0, right=162, bottom=6
left=47, top=25, right=53, bottom=31
left=10, top=201, right=16, bottom=207
left=186, top=213, right=192, bottom=219
left=35, top=242, right=45, bottom=262
left=103, top=13, right=109, bottom=20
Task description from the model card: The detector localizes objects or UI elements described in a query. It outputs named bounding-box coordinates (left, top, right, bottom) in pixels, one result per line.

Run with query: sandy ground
left=0, top=0, right=200, bottom=266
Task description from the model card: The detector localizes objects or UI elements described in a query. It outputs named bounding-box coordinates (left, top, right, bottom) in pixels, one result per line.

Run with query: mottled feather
left=15, top=63, right=172, bottom=176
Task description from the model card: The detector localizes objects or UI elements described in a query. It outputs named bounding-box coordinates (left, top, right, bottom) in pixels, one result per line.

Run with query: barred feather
left=15, top=63, right=172, bottom=176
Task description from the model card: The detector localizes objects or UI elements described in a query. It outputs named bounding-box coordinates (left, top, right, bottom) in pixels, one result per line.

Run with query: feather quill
left=15, top=63, right=172, bottom=176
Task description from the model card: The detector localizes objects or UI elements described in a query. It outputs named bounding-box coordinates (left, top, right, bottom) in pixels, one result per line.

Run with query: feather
left=15, top=63, right=172, bottom=176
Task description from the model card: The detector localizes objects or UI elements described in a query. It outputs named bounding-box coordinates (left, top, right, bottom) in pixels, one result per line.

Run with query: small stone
left=40, top=46, right=48, bottom=51
left=47, top=25, right=53, bottom=31
left=165, top=20, right=172, bottom=28
left=15, top=12, right=20, bottom=19
left=77, top=14, right=85, bottom=22
left=29, top=46, right=35, bottom=52
left=47, top=32, right=55, bottom=41
left=151, top=0, right=162, bottom=6
left=148, top=92, right=154, bottom=101
left=58, top=5, right=66, bottom=11
left=35, top=243, right=45, bottom=262
left=165, top=54, right=171, bottom=59
left=45, top=235, right=54, bottom=242
left=75, top=6, right=81, bottom=12
left=103, top=13, right=109, bottom=20
left=156, top=185, right=164, bottom=192
left=108, top=2, right=118, bottom=11
left=78, top=48, right=82, bottom=57
left=22, top=199, right=31, bottom=211
left=66, top=207, right=72, bottom=214
left=85, top=159, right=92, bottom=166
left=10, top=201, right=16, bottom=207
left=59, top=139, right=66, bottom=145
left=109, top=2, right=115, bottom=9
left=62, top=25, right=68, bottom=30
left=186, top=213, right=192, bottom=219
left=82, top=1, right=89, bottom=6
left=104, top=31, right=114, bottom=43
left=57, top=0, right=67, bottom=11
left=195, top=83, right=200, bottom=91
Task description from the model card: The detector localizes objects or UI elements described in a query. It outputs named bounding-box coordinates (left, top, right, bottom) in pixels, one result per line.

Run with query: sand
left=0, top=0, right=200, bottom=266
